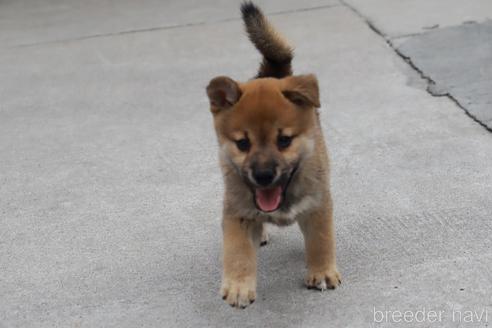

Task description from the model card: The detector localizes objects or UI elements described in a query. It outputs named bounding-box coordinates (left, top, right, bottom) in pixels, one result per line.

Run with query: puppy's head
left=206, top=75, right=320, bottom=213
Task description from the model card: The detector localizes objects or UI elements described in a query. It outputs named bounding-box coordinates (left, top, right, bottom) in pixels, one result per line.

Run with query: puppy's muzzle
left=252, top=168, right=276, bottom=186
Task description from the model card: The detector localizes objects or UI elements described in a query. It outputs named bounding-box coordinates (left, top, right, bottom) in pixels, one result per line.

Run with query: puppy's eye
left=277, top=135, right=293, bottom=150
left=235, top=138, right=251, bottom=152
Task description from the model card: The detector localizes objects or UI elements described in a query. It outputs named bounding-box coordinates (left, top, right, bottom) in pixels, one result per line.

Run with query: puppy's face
left=207, top=75, right=320, bottom=213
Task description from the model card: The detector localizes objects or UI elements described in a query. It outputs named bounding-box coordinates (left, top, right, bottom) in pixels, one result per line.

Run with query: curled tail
left=241, top=2, right=294, bottom=79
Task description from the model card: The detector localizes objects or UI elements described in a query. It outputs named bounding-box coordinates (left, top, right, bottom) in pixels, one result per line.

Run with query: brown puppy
left=206, top=2, right=341, bottom=308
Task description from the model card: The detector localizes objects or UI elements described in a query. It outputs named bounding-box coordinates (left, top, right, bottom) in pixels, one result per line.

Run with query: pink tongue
left=255, top=187, right=282, bottom=212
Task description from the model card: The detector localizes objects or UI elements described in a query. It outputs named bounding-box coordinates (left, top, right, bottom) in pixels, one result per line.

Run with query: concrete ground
left=1, top=1, right=491, bottom=327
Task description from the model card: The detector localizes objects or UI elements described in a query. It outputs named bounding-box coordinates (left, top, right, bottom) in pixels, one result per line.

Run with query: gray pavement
left=345, top=0, right=492, bottom=130
left=345, top=0, right=492, bottom=38
left=398, top=22, right=492, bottom=130
left=1, top=1, right=492, bottom=327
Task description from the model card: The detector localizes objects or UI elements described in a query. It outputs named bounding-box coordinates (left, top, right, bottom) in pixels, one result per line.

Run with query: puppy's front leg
left=220, top=216, right=259, bottom=308
left=298, top=203, right=341, bottom=290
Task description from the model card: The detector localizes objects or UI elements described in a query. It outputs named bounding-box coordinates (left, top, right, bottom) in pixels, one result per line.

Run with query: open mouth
left=253, top=164, right=298, bottom=213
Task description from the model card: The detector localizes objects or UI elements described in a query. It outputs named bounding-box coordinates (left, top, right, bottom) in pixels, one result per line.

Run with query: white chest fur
left=267, top=194, right=320, bottom=224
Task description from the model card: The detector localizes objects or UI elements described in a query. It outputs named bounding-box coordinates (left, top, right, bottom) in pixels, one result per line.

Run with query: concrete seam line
left=339, top=0, right=492, bottom=134
left=8, top=4, right=342, bottom=50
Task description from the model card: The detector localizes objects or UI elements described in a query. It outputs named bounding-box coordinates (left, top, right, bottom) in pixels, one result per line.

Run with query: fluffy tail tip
left=240, top=1, right=261, bottom=20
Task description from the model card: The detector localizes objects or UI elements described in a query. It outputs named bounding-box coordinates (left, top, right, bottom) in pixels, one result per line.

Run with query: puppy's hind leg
left=260, top=223, right=269, bottom=247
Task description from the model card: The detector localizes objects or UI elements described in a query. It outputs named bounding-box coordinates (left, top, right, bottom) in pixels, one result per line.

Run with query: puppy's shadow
left=257, top=231, right=307, bottom=296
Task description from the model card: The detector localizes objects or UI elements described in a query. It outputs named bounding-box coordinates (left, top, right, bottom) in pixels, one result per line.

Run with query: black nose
left=253, top=168, right=275, bottom=186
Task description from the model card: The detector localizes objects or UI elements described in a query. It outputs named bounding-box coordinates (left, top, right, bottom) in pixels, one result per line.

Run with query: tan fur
left=220, top=217, right=259, bottom=308
left=206, top=3, right=341, bottom=309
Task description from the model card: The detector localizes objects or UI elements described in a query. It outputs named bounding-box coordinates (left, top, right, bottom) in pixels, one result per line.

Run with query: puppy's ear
left=206, top=76, right=242, bottom=113
left=282, top=74, right=320, bottom=108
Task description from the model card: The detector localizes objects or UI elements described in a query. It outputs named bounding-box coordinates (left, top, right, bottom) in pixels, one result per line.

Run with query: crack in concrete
left=389, top=50, right=492, bottom=133
left=9, top=3, right=341, bottom=49
left=340, top=0, right=492, bottom=134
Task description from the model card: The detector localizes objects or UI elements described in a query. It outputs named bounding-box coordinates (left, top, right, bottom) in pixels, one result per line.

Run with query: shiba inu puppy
left=206, top=2, right=341, bottom=308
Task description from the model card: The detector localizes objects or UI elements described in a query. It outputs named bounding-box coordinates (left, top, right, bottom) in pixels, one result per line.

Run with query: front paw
left=220, top=277, right=256, bottom=308
left=305, top=267, right=341, bottom=291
